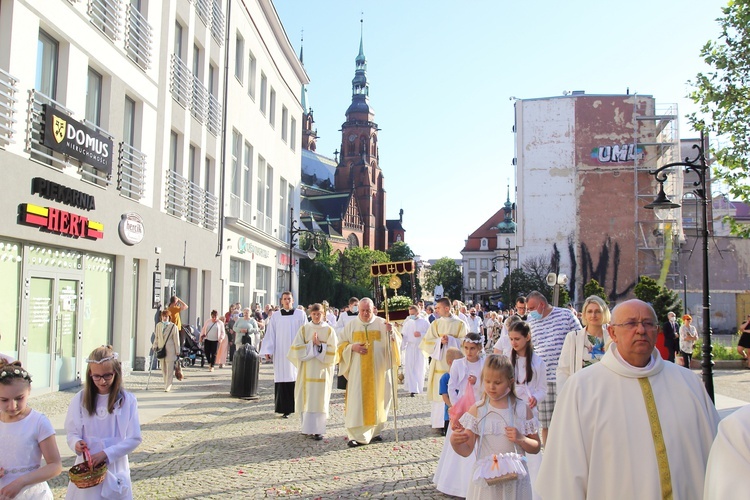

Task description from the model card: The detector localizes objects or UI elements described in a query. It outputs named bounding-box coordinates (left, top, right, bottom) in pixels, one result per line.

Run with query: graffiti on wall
left=590, top=144, right=643, bottom=163
left=571, top=237, right=635, bottom=303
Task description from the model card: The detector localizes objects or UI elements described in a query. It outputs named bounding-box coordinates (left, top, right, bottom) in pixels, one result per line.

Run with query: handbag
left=156, top=327, right=174, bottom=359
left=174, top=361, right=184, bottom=381
left=472, top=397, right=528, bottom=486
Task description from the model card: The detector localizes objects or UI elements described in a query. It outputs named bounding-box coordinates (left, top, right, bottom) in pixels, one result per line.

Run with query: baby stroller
left=180, top=325, right=205, bottom=367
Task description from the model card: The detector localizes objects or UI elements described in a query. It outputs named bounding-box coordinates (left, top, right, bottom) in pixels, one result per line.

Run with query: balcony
left=165, top=170, right=217, bottom=231
left=117, top=142, right=146, bottom=200
left=0, top=68, right=18, bottom=148
left=191, top=75, right=208, bottom=124
left=207, top=93, right=221, bottom=136
left=211, top=0, right=225, bottom=45
left=125, top=3, right=152, bottom=70
left=88, top=0, right=122, bottom=42
left=196, top=0, right=211, bottom=27
left=170, top=55, right=191, bottom=109
left=26, top=90, right=75, bottom=170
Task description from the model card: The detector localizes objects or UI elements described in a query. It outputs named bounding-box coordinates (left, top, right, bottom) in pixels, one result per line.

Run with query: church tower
left=334, top=20, right=387, bottom=250
left=299, top=37, right=317, bottom=152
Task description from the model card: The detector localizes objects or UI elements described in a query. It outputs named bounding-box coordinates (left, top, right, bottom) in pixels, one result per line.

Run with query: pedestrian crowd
left=1, top=291, right=747, bottom=499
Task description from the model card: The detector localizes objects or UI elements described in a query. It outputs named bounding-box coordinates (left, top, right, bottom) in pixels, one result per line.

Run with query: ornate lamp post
left=288, top=207, right=326, bottom=292
left=643, top=130, right=713, bottom=402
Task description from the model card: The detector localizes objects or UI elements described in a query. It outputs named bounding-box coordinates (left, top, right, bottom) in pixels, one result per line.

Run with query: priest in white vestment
left=704, top=403, right=750, bottom=499
left=401, top=305, right=429, bottom=396
left=338, top=298, right=401, bottom=446
left=260, top=292, right=307, bottom=418
left=287, top=303, right=337, bottom=440
left=420, top=297, right=466, bottom=429
left=536, top=299, right=719, bottom=500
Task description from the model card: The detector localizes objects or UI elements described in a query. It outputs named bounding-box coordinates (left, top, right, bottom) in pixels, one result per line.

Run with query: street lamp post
left=288, top=207, right=325, bottom=293
left=491, top=253, right=512, bottom=306
left=644, top=130, right=713, bottom=402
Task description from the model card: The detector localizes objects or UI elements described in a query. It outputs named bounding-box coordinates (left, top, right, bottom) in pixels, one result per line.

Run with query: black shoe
left=410, top=393, right=416, bottom=397
left=440, top=429, right=447, bottom=436
left=347, top=440, right=361, bottom=447
left=282, top=414, right=289, bottom=419
left=371, top=435, right=383, bottom=442
left=313, top=434, right=323, bottom=441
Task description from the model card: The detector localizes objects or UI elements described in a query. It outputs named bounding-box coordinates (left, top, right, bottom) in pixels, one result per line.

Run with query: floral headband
left=463, top=337, right=483, bottom=344
left=85, top=352, right=119, bottom=364
left=0, top=367, right=32, bottom=382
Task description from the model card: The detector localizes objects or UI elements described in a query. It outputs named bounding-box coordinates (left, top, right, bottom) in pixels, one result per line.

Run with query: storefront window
left=165, top=265, right=190, bottom=321
left=277, top=269, right=289, bottom=301
left=83, top=254, right=113, bottom=357
left=256, top=264, right=270, bottom=306
left=0, top=240, right=21, bottom=359
left=229, top=258, right=245, bottom=305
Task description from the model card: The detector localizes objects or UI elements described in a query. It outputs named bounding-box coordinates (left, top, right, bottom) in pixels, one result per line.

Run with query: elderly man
left=338, top=298, right=401, bottom=447
left=525, top=290, right=581, bottom=444
left=259, top=291, right=307, bottom=418
left=536, top=299, right=719, bottom=499
left=401, top=305, right=430, bottom=396
left=420, top=297, right=467, bottom=430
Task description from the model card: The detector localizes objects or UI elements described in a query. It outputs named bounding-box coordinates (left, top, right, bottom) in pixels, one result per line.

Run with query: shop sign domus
left=43, top=105, right=113, bottom=175
left=118, top=213, right=144, bottom=245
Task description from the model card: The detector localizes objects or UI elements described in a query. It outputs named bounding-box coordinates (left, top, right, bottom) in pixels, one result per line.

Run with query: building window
left=281, top=106, right=288, bottom=142
left=265, top=164, right=273, bottom=228
left=229, top=258, right=245, bottom=305
left=480, top=273, right=488, bottom=290
left=243, top=141, right=253, bottom=220
left=188, top=144, right=197, bottom=184
left=480, top=258, right=489, bottom=270
left=480, top=238, right=488, bottom=250
left=169, top=131, right=179, bottom=172
left=230, top=130, right=241, bottom=217
left=234, top=33, right=244, bottom=83
left=174, top=22, right=184, bottom=60
left=269, top=88, right=276, bottom=127
left=256, top=156, right=266, bottom=220
left=279, top=177, right=288, bottom=240
left=123, top=96, right=136, bottom=146
left=290, top=117, right=297, bottom=151
left=208, top=63, right=216, bottom=96
left=192, top=43, right=201, bottom=78
left=85, top=68, right=103, bottom=126
left=36, top=30, right=58, bottom=99
left=255, top=264, right=271, bottom=306
left=469, top=259, right=476, bottom=270
left=468, top=272, right=477, bottom=290
left=259, top=73, right=267, bottom=114
left=204, top=156, right=213, bottom=192
left=248, top=50, right=256, bottom=99
left=277, top=269, right=289, bottom=300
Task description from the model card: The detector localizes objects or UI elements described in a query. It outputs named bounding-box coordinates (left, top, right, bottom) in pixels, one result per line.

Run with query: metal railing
left=170, top=55, right=191, bottom=109
left=0, top=68, right=19, bottom=148
left=117, top=142, right=146, bottom=200
left=196, top=0, right=211, bottom=27
left=204, top=190, right=218, bottom=230
left=81, top=119, right=113, bottom=187
left=211, top=0, right=225, bottom=45
left=125, top=3, right=152, bottom=70
left=207, top=93, right=221, bottom=136
left=26, top=90, right=76, bottom=170
left=88, top=0, right=122, bottom=42
left=165, top=170, right=188, bottom=218
left=187, top=181, right=205, bottom=225
left=191, top=75, right=208, bottom=124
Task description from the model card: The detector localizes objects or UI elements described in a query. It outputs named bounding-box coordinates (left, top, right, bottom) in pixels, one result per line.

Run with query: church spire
left=299, top=31, right=310, bottom=114
left=351, top=17, right=368, bottom=98
left=497, top=183, right=517, bottom=234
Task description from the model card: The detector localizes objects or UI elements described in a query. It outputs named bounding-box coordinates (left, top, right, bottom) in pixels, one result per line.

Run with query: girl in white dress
left=433, top=333, right=485, bottom=497
left=65, top=346, right=142, bottom=499
left=508, top=321, right=547, bottom=414
left=0, top=360, right=62, bottom=499
left=450, top=354, right=540, bottom=500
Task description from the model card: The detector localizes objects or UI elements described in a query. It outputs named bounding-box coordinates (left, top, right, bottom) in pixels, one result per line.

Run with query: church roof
left=301, top=149, right=336, bottom=192
left=301, top=192, right=351, bottom=220
left=386, top=219, right=404, bottom=231
left=461, top=209, right=507, bottom=252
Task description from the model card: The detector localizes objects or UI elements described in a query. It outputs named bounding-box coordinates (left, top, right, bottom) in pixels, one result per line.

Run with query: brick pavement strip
left=30, top=364, right=749, bottom=499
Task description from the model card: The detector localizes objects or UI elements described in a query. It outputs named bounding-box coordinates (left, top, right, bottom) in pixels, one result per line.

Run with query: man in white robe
left=260, top=291, right=307, bottom=418
left=536, top=299, right=719, bottom=499
left=704, top=403, right=750, bottom=499
left=420, top=297, right=466, bottom=429
left=400, top=305, right=429, bottom=396
left=287, top=303, right=337, bottom=440
left=334, top=297, right=360, bottom=390
left=338, top=297, right=401, bottom=446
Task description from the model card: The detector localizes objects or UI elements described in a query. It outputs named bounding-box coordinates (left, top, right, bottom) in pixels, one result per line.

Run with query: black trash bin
left=231, top=343, right=260, bottom=399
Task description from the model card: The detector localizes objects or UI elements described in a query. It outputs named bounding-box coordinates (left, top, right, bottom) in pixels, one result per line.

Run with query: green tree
left=299, top=259, right=335, bottom=306
left=634, top=276, right=661, bottom=304
left=424, top=257, right=463, bottom=301
left=653, top=287, right=683, bottom=325
left=337, top=246, right=390, bottom=292
left=583, top=279, right=609, bottom=305
left=690, top=0, right=750, bottom=237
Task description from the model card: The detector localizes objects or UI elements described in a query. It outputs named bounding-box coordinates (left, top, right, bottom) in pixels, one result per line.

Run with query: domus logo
left=42, top=104, right=113, bottom=175
left=52, top=115, right=66, bottom=144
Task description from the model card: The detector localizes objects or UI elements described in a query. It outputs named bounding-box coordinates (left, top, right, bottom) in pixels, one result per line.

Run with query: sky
left=273, top=0, right=727, bottom=261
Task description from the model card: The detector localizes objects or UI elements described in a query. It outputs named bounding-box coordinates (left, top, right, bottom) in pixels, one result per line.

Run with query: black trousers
left=274, top=381, right=295, bottom=414
left=204, top=339, right=218, bottom=366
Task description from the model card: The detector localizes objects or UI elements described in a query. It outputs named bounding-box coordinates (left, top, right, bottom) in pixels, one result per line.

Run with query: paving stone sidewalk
left=30, top=363, right=749, bottom=499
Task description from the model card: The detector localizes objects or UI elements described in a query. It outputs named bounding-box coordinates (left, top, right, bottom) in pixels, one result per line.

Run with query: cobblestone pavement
left=29, top=364, right=749, bottom=499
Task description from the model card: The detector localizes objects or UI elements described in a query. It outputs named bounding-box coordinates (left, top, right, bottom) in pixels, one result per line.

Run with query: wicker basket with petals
left=69, top=448, right=107, bottom=489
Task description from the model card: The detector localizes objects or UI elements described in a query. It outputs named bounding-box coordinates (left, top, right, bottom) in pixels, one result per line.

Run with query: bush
left=692, top=339, right=744, bottom=360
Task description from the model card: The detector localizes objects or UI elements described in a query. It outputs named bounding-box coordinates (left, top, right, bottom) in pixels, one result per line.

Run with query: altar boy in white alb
left=260, top=292, right=307, bottom=418
left=287, top=303, right=337, bottom=440
left=400, top=305, right=429, bottom=396
left=536, top=299, right=719, bottom=500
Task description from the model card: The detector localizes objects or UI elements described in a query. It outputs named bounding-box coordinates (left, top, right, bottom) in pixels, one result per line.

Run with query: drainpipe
left=216, top=0, right=232, bottom=257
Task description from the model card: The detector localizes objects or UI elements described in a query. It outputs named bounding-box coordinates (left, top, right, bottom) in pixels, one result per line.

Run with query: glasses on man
left=610, top=320, right=658, bottom=330
left=91, top=373, right=115, bottom=382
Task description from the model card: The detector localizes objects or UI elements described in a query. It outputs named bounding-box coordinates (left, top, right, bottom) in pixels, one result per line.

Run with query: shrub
left=692, top=339, right=744, bottom=360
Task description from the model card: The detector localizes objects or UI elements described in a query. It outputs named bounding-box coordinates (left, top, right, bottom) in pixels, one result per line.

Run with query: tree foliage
left=634, top=276, right=661, bottom=305
left=385, top=241, right=421, bottom=299
left=633, top=275, right=683, bottom=324
left=690, top=0, right=750, bottom=237
left=424, top=257, right=463, bottom=301
left=583, top=279, right=610, bottom=305
left=336, top=246, right=390, bottom=292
